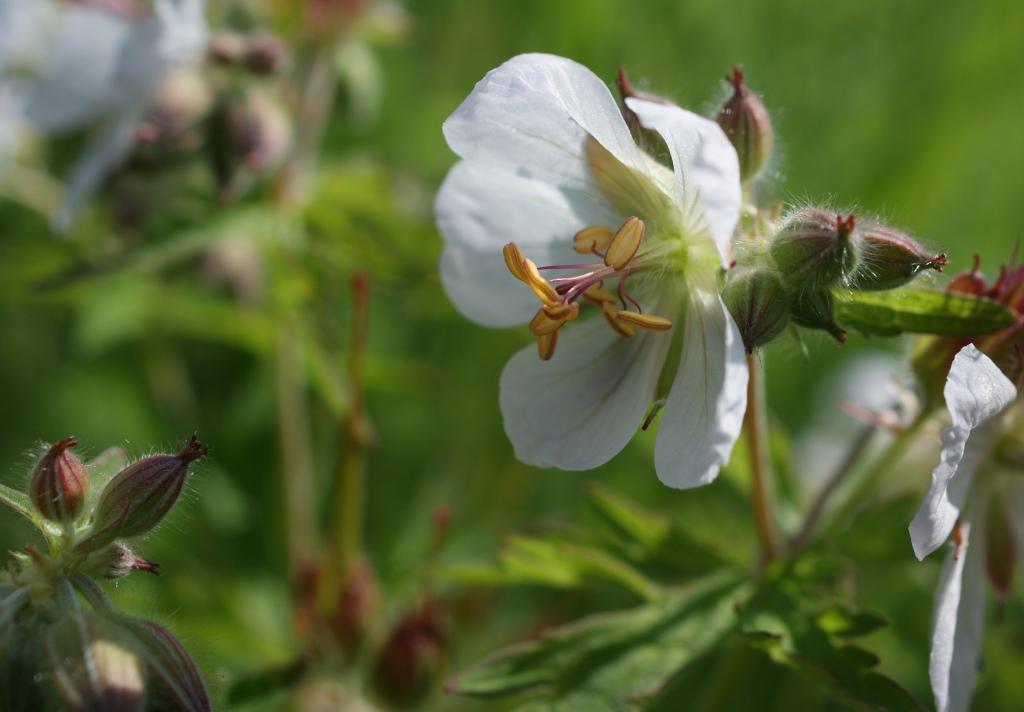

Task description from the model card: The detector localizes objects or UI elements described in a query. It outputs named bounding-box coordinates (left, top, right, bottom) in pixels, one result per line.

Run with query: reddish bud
left=331, top=558, right=378, bottom=655
left=947, top=255, right=988, bottom=296
left=721, top=267, right=790, bottom=352
left=79, top=436, right=207, bottom=552
left=30, top=437, right=88, bottom=524
left=789, top=288, right=847, bottom=344
left=244, top=33, right=288, bottom=75
left=207, top=31, right=246, bottom=65
left=849, top=222, right=947, bottom=291
left=615, top=68, right=675, bottom=151
left=118, top=617, right=212, bottom=712
left=985, top=495, right=1016, bottom=600
left=716, top=67, right=774, bottom=182
left=373, top=599, right=447, bottom=708
left=770, top=209, right=858, bottom=288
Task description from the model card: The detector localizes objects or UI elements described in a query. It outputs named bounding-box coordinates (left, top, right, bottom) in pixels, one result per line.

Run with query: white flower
left=435, top=53, right=747, bottom=489
left=0, top=0, right=207, bottom=228
left=908, top=344, right=1021, bottom=712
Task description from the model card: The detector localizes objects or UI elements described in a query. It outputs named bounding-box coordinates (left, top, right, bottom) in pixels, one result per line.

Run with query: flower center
left=503, top=216, right=673, bottom=360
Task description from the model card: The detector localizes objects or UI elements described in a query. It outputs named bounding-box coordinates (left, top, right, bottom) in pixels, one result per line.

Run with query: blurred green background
left=2, top=0, right=1024, bottom=708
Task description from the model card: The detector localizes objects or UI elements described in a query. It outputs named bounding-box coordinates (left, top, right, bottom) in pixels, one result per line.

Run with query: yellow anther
left=615, top=311, right=672, bottom=332
left=542, top=302, right=579, bottom=320
left=503, top=242, right=528, bottom=282
left=604, top=217, right=645, bottom=271
left=601, top=302, right=635, bottom=338
left=583, top=282, right=616, bottom=304
left=523, top=259, right=559, bottom=305
left=573, top=225, right=614, bottom=254
left=536, top=331, right=558, bottom=360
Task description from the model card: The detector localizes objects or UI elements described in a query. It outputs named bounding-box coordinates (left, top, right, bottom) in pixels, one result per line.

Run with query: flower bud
left=29, top=437, right=88, bottom=524
left=715, top=68, right=773, bottom=182
left=78, top=542, right=160, bottom=580
left=721, top=267, right=790, bottom=352
left=118, top=617, right=212, bottom=712
left=331, top=558, right=378, bottom=656
left=208, top=90, right=293, bottom=201
left=848, top=222, right=947, bottom=291
left=789, top=289, right=847, bottom=343
left=207, top=31, right=246, bottom=66
left=770, top=209, right=858, bottom=288
left=373, top=598, right=447, bottom=708
left=134, top=70, right=213, bottom=156
left=46, top=613, right=145, bottom=712
left=616, top=68, right=675, bottom=150
left=946, top=255, right=987, bottom=296
left=244, top=33, right=288, bottom=75
left=984, top=494, right=1015, bottom=600
left=79, top=436, right=207, bottom=552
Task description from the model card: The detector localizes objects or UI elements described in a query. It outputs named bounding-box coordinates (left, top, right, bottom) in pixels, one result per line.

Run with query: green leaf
left=0, top=483, right=56, bottom=540
left=444, top=534, right=662, bottom=602
left=450, top=571, right=751, bottom=705
left=833, top=288, right=1015, bottom=337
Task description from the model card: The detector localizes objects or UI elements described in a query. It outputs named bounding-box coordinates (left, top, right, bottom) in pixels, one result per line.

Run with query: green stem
left=744, top=354, right=777, bottom=564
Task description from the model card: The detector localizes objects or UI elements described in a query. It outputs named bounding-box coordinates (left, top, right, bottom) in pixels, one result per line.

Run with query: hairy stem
left=745, top=353, right=777, bottom=564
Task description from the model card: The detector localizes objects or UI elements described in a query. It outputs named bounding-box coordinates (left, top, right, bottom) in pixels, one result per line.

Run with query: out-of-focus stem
left=821, top=409, right=931, bottom=540
left=744, top=353, right=777, bottom=564
left=276, top=325, right=316, bottom=576
left=788, top=423, right=877, bottom=554
left=334, top=273, right=373, bottom=577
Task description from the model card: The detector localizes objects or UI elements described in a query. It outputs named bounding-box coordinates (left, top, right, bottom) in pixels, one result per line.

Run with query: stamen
left=522, top=259, right=559, bottom=305
left=529, top=304, right=579, bottom=336
left=542, top=302, right=579, bottom=320
left=618, top=276, right=642, bottom=313
left=604, top=217, right=645, bottom=271
left=536, top=331, right=558, bottom=360
left=583, top=282, right=616, bottom=304
left=573, top=226, right=614, bottom=254
left=616, top=311, right=672, bottom=331
left=503, top=243, right=528, bottom=282
left=601, top=302, right=636, bottom=337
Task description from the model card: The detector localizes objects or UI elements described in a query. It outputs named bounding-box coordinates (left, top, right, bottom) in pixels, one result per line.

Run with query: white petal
left=436, top=160, right=618, bottom=327
left=930, top=515, right=986, bottom=712
left=499, top=310, right=675, bottom=470
left=22, top=6, right=133, bottom=131
left=654, top=289, right=748, bottom=489
left=443, top=53, right=647, bottom=191
left=910, top=344, right=1016, bottom=559
left=625, top=98, right=742, bottom=266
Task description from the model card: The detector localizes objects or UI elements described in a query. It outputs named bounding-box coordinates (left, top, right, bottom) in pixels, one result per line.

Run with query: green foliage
left=833, top=288, right=1014, bottom=337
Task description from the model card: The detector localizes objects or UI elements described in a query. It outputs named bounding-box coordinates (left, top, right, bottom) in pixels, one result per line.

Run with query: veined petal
left=436, top=160, right=618, bottom=327
left=499, top=306, right=675, bottom=470
left=930, top=514, right=986, bottom=712
left=443, top=53, right=648, bottom=190
left=654, top=289, right=748, bottom=489
left=910, top=344, right=1016, bottom=560
left=625, top=98, right=742, bottom=267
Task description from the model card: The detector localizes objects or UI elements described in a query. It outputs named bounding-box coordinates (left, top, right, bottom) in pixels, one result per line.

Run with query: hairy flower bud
left=848, top=222, right=947, bottom=291
left=770, top=209, right=858, bottom=288
left=118, top=617, right=212, bottom=712
left=46, top=613, right=145, bottom=712
left=78, top=542, right=160, bottom=580
left=79, top=436, right=207, bottom=553
left=30, top=437, right=88, bottom=524
left=721, top=267, right=790, bottom=352
left=373, top=598, right=447, bottom=708
left=616, top=68, right=675, bottom=151
left=789, top=289, right=847, bottom=343
left=716, top=67, right=773, bottom=182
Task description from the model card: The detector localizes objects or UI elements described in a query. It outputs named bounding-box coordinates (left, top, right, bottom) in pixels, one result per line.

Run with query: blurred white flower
left=909, top=344, right=1023, bottom=712
left=0, top=0, right=207, bottom=228
left=435, top=53, right=747, bottom=489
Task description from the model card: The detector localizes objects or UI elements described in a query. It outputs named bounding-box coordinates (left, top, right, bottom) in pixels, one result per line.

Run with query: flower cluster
left=0, top=435, right=211, bottom=710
